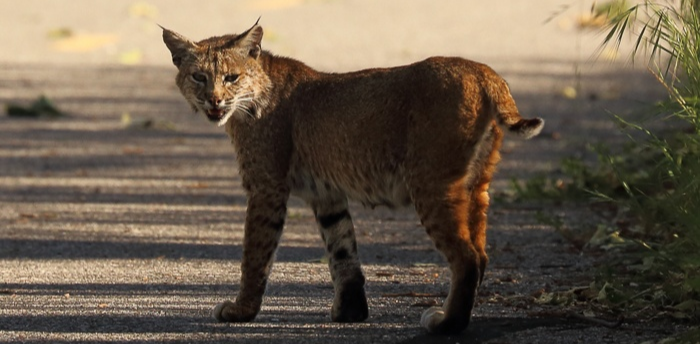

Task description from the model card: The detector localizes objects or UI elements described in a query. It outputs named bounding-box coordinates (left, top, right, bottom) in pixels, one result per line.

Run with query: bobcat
left=162, top=21, right=543, bottom=335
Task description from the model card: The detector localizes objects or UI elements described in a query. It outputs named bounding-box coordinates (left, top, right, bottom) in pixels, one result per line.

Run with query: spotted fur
left=163, top=22, right=543, bottom=334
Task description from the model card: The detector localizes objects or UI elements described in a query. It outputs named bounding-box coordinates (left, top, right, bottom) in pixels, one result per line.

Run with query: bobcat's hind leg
left=410, top=125, right=501, bottom=334
left=311, top=192, right=368, bottom=323
left=412, top=179, right=482, bottom=335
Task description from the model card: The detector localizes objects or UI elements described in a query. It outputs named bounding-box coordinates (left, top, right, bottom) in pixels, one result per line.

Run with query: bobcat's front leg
left=312, top=193, right=368, bottom=322
left=213, top=187, right=289, bottom=322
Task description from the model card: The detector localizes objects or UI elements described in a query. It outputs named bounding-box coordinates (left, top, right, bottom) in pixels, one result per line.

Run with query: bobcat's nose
left=209, top=97, right=222, bottom=108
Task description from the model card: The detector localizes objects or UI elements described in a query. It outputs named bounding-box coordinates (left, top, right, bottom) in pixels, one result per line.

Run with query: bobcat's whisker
left=234, top=93, right=256, bottom=102
left=234, top=103, right=256, bottom=119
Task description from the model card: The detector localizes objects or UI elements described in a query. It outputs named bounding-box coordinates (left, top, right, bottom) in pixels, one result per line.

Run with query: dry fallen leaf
left=129, top=1, right=159, bottom=19
left=46, top=27, right=73, bottom=40
left=561, top=86, right=578, bottom=99
left=122, top=146, right=144, bottom=155
left=119, top=49, right=143, bottom=65
left=52, top=34, right=119, bottom=53
left=245, top=0, right=305, bottom=11
left=187, top=182, right=210, bottom=189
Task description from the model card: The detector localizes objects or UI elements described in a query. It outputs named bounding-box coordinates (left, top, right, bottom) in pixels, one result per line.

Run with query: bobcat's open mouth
left=205, top=107, right=235, bottom=127
left=206, top=108, right=225, bottom=122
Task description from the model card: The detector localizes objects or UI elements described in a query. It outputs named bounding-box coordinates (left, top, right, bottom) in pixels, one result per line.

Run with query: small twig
left=539, top=263, right=575, bottom=269
left=613, top=286, right=662, bottom=307
left=567, top=312, right=624, bottom=329
left=381, top=292, right=447, bottom=298
left=410, top=300, right=440, bottom=308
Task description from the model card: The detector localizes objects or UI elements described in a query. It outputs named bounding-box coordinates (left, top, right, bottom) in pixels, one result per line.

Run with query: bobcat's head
left=162, top=22, right=271, bottom=126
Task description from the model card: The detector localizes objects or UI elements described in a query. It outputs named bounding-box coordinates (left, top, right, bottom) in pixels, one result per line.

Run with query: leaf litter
left=6, top=95, right=65, bottom=118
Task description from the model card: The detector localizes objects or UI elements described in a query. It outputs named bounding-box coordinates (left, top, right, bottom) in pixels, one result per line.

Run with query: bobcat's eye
left=191, top=72, right=207, bottom=83
left=224, top=74, right=239, bottom=84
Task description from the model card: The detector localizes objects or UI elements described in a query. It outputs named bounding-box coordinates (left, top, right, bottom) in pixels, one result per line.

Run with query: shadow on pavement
left=0, top=311, right=582, bottom=343
left=400, top=317, right=582, bottom=344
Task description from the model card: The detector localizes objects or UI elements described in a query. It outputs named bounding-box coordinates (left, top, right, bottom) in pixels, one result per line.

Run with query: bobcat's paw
left=420, top=307, right=445, bottom=332
left=331, top=286, right=368, bottom=322
left=212, top=300, right=258, bottom=323
left=419, top=306, right=470, bottom=334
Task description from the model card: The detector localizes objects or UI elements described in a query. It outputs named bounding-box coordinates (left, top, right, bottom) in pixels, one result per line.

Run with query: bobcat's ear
left=161, top=26, right=197, bottom=68
left=236, top=21, right=263, bottom=59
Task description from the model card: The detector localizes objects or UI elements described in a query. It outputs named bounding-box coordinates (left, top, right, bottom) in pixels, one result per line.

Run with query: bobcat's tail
left=485, top=72, right=544, bottom=139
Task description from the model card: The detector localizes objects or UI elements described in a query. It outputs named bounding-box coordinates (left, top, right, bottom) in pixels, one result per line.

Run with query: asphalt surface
left=0, top=1, right=687, bottom=343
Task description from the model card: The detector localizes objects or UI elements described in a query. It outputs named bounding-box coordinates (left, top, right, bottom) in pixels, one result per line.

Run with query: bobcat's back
left=282, top=56, right=541, bottom=208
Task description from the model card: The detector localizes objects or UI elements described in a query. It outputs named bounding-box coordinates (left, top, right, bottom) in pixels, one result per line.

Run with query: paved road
left=0, top=1, right=683, bottom=343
